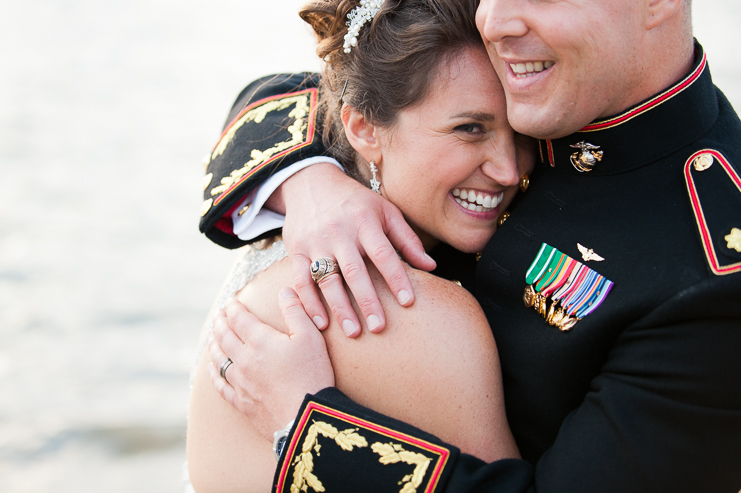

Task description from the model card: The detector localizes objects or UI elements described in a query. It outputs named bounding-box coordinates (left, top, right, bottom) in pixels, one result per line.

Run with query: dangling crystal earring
left=369, top=160, right=381, bottom=194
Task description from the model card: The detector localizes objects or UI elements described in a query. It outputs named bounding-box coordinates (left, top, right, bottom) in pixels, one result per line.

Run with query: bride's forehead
left=422, top=50, right=505, bottom=107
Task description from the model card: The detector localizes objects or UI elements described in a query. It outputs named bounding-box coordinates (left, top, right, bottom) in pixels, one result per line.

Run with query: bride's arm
left=188, top=257, right=517, bottom=492
left=200, top=257, right=517, bottom=465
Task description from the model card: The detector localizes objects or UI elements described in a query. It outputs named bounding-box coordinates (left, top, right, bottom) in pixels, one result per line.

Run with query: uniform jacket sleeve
left=273, top=275, right=741, bottom=492
left=199, top=73, right=328, bottom=249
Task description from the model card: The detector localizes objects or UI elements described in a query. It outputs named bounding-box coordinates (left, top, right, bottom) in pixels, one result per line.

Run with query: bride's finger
left=207, top=334, right=239, bottom=403
left=278, top=287, right=320, bottom=338
left=207, top=362, right=238, bottom=409
left=213, top=308, right=247, bottom=362
left=208, top=331, right=232, bottom=380
left=223, top=297, right=275, bottom=346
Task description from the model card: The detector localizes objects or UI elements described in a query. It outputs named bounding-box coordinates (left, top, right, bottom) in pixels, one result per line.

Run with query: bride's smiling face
left=376, top=46, right=534, bottom=253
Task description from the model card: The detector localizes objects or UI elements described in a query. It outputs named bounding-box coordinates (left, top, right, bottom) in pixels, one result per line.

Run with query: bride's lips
left=451, top=188, right=504, bottom=214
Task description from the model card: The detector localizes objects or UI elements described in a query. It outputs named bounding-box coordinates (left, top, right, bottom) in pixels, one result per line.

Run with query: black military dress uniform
left=200, top=45, right=741, bottom=492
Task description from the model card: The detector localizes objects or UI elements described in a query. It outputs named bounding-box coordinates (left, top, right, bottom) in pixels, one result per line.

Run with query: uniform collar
left=539, top=41, right=718, bottom=175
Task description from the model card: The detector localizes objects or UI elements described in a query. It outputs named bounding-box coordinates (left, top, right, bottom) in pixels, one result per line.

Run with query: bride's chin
left=447, top=234, right=492, bottom=255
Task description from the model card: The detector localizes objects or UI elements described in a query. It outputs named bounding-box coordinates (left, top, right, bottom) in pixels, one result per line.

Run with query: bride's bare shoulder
left=235, top=250, right=490, bottom=338
left=370, top=262, right=490, bottom=336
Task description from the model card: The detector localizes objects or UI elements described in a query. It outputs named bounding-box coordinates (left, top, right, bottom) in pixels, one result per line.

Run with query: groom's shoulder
left=681, top=88, right=741, bottom=277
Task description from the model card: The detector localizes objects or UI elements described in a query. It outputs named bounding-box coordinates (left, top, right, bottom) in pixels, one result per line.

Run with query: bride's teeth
left=516, top=63, right=526, bottom=74
left=525, top=62, right=534, bottom=72
left=544, top=61, right=554, bottom=69
left=534, top=61, right=543, bottom=72
left=453, top=189, right=502, bottom=212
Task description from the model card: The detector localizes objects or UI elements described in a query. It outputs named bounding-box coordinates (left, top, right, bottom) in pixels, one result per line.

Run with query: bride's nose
left=480, top=149, right=519, bottom=188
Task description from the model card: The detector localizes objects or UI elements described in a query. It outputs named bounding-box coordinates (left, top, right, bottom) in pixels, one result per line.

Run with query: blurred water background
left=0, top=1, right=739, bottom=491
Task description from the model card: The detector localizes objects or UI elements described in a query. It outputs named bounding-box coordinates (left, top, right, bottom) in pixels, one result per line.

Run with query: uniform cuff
left=273, top=387, right=459, bottom=493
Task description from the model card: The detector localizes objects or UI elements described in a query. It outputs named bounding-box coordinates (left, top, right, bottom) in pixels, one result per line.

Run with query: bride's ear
left=342, top=104, right=381, bottom=161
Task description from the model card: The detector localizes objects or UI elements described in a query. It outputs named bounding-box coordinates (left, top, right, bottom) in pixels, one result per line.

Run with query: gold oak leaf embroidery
left=371, top=442, right=432, bottom=493
left=210, top=94, right=312, bottom=197
left=291, top=421, right=369, bottom=493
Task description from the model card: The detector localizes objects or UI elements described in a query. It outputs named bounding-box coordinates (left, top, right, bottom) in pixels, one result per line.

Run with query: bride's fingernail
left=342, top=319, right=358, bottom=337
left=397, top=290, right=411, bottom=306
left=280, top=287, right=297, bottom=298
left=313, top=316, right=325, bottom=328
left=366, top=314, right=381, bottom=332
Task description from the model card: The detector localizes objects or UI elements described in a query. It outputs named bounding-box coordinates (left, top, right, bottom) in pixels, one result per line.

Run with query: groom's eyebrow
left=451, top=111, right=497, bottom=121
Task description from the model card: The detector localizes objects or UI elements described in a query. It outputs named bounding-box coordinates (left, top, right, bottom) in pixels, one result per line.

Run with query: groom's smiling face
left=476, top=0, right=650, bottom=140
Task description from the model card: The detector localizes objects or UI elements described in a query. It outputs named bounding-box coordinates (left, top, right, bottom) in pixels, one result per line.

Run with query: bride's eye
left=455, top=123, right=485, bottom=136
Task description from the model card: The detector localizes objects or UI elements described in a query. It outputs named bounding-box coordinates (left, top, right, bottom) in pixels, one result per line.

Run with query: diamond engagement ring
left=310, top=257, right=340, bottom=284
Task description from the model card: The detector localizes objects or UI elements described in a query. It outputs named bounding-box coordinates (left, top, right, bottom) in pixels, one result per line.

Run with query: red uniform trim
left=684, top=149, right=741, bottom=276
left=276, top=401, right=451, bottom=492
left=580, top=52, right=707, bottom=132
left=546, top=139, right=555, bottom=167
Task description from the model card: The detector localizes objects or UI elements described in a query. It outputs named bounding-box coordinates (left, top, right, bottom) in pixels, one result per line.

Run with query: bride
left=187, top=0, right=533, bottom=491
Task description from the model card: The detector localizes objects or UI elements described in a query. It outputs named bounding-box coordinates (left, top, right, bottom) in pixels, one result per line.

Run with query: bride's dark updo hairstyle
left=299, top=0, right=481, bottom=183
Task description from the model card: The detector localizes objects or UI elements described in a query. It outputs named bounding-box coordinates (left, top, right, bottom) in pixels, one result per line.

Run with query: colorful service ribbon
left=523, top=243, right=614, bottom=331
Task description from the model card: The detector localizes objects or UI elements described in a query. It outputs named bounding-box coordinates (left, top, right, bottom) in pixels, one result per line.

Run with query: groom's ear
left=644, top=0, right=685, bottom=30
left=342, top=104, right=381, bottom=159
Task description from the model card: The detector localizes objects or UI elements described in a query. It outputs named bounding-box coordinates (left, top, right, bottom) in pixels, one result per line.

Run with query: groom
left=200, top=0, right=741, bottom=490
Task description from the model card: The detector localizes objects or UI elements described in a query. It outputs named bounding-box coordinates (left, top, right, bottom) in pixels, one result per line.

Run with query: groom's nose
left=476, top=0, right=529, bottom=44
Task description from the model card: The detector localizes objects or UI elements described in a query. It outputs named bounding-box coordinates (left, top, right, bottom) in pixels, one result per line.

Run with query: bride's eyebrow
left=450, top=111, right=497, bottom=121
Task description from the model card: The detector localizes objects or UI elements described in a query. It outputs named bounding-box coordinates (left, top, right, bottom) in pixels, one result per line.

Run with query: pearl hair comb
left=343, top=0, right=383, bottom=53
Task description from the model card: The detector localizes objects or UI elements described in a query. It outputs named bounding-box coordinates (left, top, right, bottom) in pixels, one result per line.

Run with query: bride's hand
left=277, top=162, right=436, bottom=337
left=208, top=292, right=335, bottom=441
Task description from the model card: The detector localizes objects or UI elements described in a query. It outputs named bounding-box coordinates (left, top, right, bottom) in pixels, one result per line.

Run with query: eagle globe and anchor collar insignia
left=523, top=243, right=614, bottom=331
left=569, top=141, right=604, bottom=172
